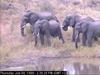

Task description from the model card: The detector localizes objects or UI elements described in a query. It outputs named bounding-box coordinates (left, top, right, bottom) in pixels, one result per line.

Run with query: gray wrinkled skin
left=20, top=11, right=39, bottom=36
left=62, top=14, right=94, bottom=42
left=20, top=11, right=59, bottom=36
left=75, top=20, right=100, bottom=48
left=33, top=20, right=65, bottom=46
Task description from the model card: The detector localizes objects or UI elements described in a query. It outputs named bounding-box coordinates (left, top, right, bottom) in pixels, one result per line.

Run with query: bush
left=58, top=0, right=70, bottom=5
left=18, top=0, right=32, bottom=10
left=39, top=0, right=53, bottom=13
left=72, top=1, right=81, bottom=6
left=87, top=0, right=100, bottom=8
left=0, top=2, right=14, bottom=10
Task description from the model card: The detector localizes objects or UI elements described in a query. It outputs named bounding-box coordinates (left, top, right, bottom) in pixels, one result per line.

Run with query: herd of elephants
left=20, top=10, right=100, bottom=48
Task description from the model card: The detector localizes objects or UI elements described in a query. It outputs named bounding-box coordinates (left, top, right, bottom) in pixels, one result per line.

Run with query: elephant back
left=38, top=12, right=56, bottom=21
left=49, top=20, right=60, bottom=27
left=35, top=19, right=49, bottom=27
left=24, top=11, right=35, bottom=18
left=80, top=15, right=94, bottom=22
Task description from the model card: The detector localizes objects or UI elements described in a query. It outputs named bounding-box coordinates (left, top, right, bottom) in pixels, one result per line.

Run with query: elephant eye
left=25, top=19, right=29, bottom=23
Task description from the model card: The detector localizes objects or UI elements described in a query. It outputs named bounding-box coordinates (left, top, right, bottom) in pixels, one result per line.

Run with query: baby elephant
left=33, top=19, right=65, bottom=46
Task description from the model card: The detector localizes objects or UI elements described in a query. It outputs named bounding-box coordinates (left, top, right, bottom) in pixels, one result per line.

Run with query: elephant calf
left=75, top=21, right=100, bottom=48
left=33, top=19, right=65, bottom=46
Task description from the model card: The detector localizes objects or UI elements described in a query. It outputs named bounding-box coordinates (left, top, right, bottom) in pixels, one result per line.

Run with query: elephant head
left=38, top=12, right=60, bottom=23
left=62, top=14, right=80, bottom=31
left=20, top=11, right=39, bottom=36
left=62, top=16, right=71, bottom=31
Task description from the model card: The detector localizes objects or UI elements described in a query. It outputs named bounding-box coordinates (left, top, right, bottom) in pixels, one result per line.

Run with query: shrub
left=39, top=0, right=53, bottom=13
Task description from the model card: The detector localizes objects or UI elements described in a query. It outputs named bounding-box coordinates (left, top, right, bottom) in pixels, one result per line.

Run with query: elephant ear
left=20, top=16, right=28, bottom=27
left=63, top=17, right=69, bottom=26
left=81, top=22, right=89, bottom=33
left=29, top=13, right=39, bottom=23
left=69, top=15, right=78, bottom=27
left=24, top=16, right=29, bottom=23
left=74, top=15, right=80, bottom=24
left=69, top=15, right=79, bottom=27
left=69, top=16, right=75, bottom=27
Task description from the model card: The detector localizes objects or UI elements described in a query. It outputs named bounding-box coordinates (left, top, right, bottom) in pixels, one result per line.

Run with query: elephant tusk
left=22, top=25, right=25, bottom=28
left=60, top=26, right=64, bottom=28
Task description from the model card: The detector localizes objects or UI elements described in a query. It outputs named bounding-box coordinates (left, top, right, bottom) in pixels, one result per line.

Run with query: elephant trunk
left=20, top=24, right=26, bottom=36
left=75, top=31, right=80, bottom=49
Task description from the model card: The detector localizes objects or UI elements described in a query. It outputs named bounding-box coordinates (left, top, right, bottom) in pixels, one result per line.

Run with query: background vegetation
left=0, top=0, right=100, bottom=70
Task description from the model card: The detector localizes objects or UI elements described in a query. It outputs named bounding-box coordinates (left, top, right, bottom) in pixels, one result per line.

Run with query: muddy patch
left=0, top=51, right=100, bottom=71
left=0, top=56, right=100, bottom=71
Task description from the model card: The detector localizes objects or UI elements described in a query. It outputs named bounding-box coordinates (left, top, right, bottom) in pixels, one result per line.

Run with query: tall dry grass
left=0, top=0, right=100, bottom=69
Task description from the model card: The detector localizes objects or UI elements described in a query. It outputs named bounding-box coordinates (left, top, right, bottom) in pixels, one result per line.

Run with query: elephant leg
left=86, top=32, right=93, bottom=47
left=34, top=35, right=38, bottom=46
left=72, top=28, right=80, bottom=42
left=72, top=28, right=75, bottom=42
left=82, top=33, right=87, bottom=46
left=34, top=28, right=39, bottom=46
left=60, top=35, right=65, bottom=44
left=32, top=26, right=35, bottom=35
left=45, top=29, right=51, bottom=46
left=39, top=33, right=44, bottom=46
left=58, top=28, right=65, bottom=43
left=46, top=33, right=51, bottom=46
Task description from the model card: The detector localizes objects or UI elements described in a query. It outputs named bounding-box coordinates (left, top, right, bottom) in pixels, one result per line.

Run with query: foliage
left=39, top=0, right=53, bottom=12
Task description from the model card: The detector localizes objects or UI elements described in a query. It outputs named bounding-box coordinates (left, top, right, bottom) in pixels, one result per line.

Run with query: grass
left=0, top=27, right=100, bottom=65
left=0, top=0, right=100, bottom=70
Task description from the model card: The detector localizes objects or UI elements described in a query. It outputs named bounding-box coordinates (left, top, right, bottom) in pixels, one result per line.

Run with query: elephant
left=62, top=14, right=94, bottom=42
left=33, top=19, right=65, bottom=46
left=20, top=10, right=59, bottom=36
left=75, top=20, right=100, bottom=48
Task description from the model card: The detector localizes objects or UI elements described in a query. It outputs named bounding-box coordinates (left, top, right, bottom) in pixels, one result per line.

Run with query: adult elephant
left=62, top=14, right=94, bottom=42
left=34, top=19, right=65, bottom=46
left=20, top=10, right=59, bottom=36
left=75, top=20, right=100, bottom=48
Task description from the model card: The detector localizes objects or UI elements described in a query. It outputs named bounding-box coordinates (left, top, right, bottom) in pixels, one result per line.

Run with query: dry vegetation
left=0, top=0, right=100, bottom=70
